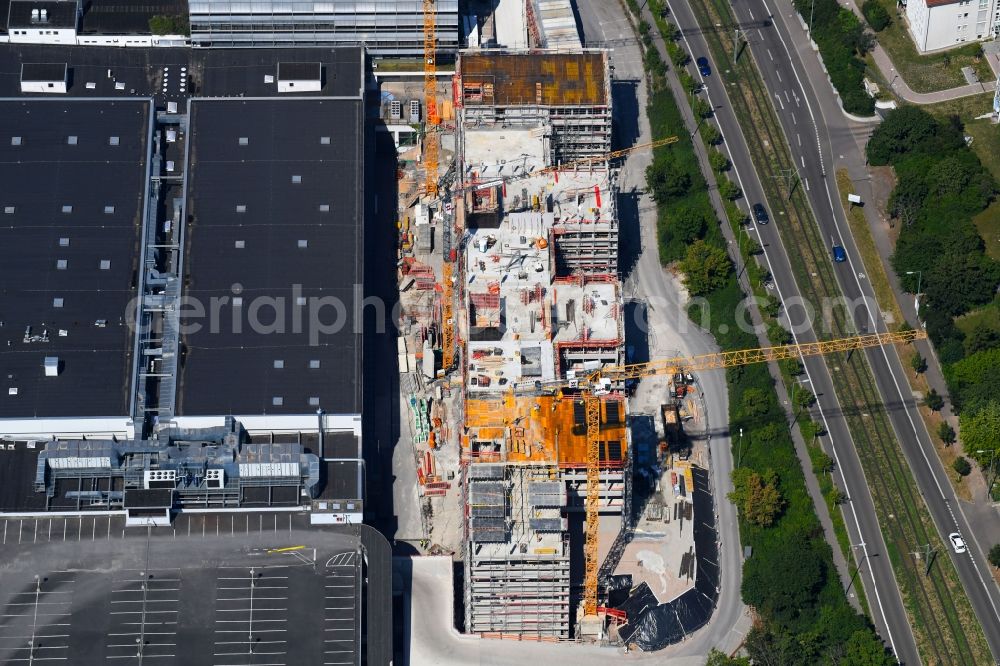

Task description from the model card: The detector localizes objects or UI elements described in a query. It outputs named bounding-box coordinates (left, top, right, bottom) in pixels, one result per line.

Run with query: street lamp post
left=846, top=543, right=871, bottom=596
left=905, top=270, right=922, bottom=317
left=737, top=427, right=744, bottom=468
left=977, top=449, right=998, bottom=499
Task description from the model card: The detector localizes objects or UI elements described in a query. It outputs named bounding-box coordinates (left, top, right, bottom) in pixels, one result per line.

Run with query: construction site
left=385, top=7, right=722, bottom=640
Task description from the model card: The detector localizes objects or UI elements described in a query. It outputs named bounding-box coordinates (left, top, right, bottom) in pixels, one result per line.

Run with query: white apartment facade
left=906, top=0, right=1000, bottom=52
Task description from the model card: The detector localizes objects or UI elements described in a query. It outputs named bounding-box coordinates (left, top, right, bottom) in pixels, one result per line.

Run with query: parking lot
left=0, top=515, right=365, bottom=665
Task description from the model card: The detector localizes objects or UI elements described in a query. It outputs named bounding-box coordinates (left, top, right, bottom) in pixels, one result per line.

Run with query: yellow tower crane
left=531, top=328, right=927, bottom=622
left=423, top=0, right=439, bottom=197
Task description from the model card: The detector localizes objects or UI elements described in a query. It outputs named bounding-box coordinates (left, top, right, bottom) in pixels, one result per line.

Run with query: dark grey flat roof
left=178, top=98, right=364, bottom=417
left=0, top=99, right=150, bottom=419
left=7, top=0, right=77, bottom=28
left=20, top=61, right=65, bottom=81
left=80, top=0, right=189, bottom=35
left=278, top=61, right=322, bottom=81
left=0, top=44, right=364, bottom=101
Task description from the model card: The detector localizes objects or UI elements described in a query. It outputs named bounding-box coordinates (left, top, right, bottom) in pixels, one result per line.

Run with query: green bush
left=989, top=544, right=1000, bottom=568
left=953, top=456, right=972, bottom=477
left=148, top=14, right=189, bottom=35
left=709, top=148, right=730, bottom=172
left=924, top=388, right=945, bottom=411
left=938, top=421, right=956, bottom=445
left=701, top=123, right=722, bottom=145
left=910, top=353, right=927, bottom=374
left=861, top=0, right=891, bottom=31
left=791, top=0, right=874, bottom=115
left=719, top=178, right=741, bottom=200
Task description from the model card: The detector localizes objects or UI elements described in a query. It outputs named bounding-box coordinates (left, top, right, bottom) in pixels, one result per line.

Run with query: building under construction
left=454, top=48, right=628, bottom=640
left=456, top=50, right=613, bottom=162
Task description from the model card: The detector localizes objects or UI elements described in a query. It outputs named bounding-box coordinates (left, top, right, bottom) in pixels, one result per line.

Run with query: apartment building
left=905, top=0, right=1000, bottom=52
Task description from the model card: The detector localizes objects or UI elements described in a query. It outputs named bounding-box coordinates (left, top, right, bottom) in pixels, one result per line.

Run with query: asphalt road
left=667, top=0, right=1000, bottom=661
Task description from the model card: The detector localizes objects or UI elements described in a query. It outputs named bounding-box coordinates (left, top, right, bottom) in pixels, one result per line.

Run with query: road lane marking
left=800, top=155, right=805, bottom=168
left=767, top=48, right=773, bottom=61
left=776, top=70, right=782, bottom=82
left=797, top=133, right=801, bottom=146
left=748, top=7, right=755, bottom=19
left=775, top=93, right=784, bottom=110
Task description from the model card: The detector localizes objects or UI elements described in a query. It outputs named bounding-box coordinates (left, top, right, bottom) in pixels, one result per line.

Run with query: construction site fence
left=477, top=632, right=567, bottom=643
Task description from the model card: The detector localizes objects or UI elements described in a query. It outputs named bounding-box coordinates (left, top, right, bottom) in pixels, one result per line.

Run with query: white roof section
left=494, top=0, right=528, bottom=49
left=534, top=0, right=582, bottom=49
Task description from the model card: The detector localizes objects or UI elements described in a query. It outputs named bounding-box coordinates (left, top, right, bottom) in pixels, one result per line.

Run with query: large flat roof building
left=0, top=98, right=150, bottom=424
left=0, top=45, right=371, bottom=523
left=178, top=97, right=364, bottom=418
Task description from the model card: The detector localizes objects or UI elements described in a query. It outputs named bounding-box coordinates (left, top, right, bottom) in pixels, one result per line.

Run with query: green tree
left=741, top=387, right=771, bottom=417
left=701, top=123, right=722, bottom=146
left=861, top=0, right=891, bottom=30
left=962, top=401, right=1000, bottom=467
left=692, top=96, right=712, bottom=119
left=989, top=544, right=1000, bottom=568
left=866, top=106, right=940, bottom=165
left=706, top=648, right=750, bottom=666
left=709, top=148, right=730, bottom=172
left=924, top=388, right=944, bottom=411
left=718, top=178, right=741, bottom=200
left=742, top=534, right=824, bottom=623
left=646, top=152, right=692, bottom=201
left=812, top=450, right=834, bottom=474
left=800, top=419, right=825, bottom=441
left=678, top=239, right=732, bottom=295
left=794, top=388, right=816, bottom=411
left=937, top=421, right=956, bottom=445
left=910, top=352, right=927, bottom=374
left=953, top=456, right=972, bottom=476
left=965, top=324, right=1000, bottom=355
left=844, top=628, right=896, bottom=665
left=670, top=202, right=711, bottom=243
left=729, top=468, right=785, bottom=527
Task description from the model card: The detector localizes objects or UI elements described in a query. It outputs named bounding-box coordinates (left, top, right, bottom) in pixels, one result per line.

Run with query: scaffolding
left=465, top=463, right=571, bottom=639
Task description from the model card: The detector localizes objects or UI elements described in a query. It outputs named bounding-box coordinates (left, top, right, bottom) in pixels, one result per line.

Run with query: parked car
left=949, top=532, right=967, bottom=554
left=696, top=57, right=711, bottom=77
left=752, top=203, right=769, bottom=225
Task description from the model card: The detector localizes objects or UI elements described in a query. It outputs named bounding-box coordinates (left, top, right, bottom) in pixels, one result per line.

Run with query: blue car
left=832, top=244, right=847, bottom=263
left=697, top=57, right=711, bottom=76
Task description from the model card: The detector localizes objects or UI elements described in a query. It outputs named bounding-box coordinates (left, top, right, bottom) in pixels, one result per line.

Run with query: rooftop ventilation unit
left=205, top=469, right=224, bottom=489
left=144, top=469, right=177, bottom=489
left=43, top=357, right=59, bottom=377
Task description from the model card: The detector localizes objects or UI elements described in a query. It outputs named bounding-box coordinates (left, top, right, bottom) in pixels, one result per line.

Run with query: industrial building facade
left=188, top=0, right=459, bottom=55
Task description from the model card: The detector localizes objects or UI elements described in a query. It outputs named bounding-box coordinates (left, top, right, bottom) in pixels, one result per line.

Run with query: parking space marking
left=213, top=566, right=291, bottom=664
left=104, top=569, right=180, bottom=663
left=0, top=572, right=75, bottom=663
left=323, top=552, right=358, bottom=665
